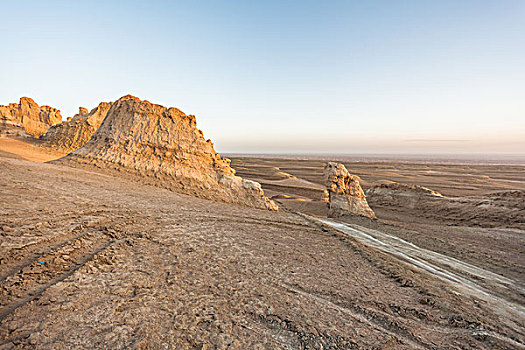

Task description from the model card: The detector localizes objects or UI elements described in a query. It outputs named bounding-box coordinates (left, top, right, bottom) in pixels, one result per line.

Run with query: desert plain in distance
left=0, top=96, right=524, bottom=349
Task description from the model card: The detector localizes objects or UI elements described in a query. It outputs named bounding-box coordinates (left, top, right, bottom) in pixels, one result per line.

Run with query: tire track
left=0, top=216, right=153, bottom=321
left=0, top=216, right=131, bottom=282
left=278, top=282, right=431, bottom=349
left=298, top=213, right=525, bottom=348
left=0, top=230, right=115, bottom=321
left=0, top=218, right=167, bottom=336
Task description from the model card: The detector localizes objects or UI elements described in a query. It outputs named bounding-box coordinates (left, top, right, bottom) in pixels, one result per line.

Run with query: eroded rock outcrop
left=320, top=189, right=330, bottom=202
left=324, top=162, right=375, bottom=218
left=55, top=95, right=278, bottom=210
left=0, top=97, right=62, bottom=137
left=41, top=103, right=112, bottom=153
left=366, top=182, right=443, bottom=209
left=77, top=107, right=89, bottom=117
left=366, top=182, right=524, bottom=228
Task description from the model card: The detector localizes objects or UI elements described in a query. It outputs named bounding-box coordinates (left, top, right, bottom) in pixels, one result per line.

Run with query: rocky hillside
left=55, top=95, right=277, bottom=210
left=41, top=102, right=112, bottom=153
left=0, top=97, right=62, bottom=137
left=325, top=162, right=375, bottom=218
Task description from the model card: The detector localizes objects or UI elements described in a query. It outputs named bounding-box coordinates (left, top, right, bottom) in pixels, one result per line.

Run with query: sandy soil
left=0, top=142, right=524, bottom=348
left=0, top=138, right=65, bottom=163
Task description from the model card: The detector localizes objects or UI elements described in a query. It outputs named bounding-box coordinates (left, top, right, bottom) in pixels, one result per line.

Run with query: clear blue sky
left=1, top=0, right=524, bottom=154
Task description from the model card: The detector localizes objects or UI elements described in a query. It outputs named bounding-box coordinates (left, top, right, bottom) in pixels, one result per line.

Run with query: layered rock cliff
left=366, top=182, right=524, bottom=228
left=0, top=97, right=62, bottom=137
left=41, top=102, right=112, bottom=153
left=366, top=182, right=443, bottom=209
left=55, top=95, right=278, bottom=210
left=324, top=162, right=375, bottom=218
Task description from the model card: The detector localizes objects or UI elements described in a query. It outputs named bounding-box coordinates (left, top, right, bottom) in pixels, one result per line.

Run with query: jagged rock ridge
left=55, top=95, right=278, bottom=210
left=324, top=162, right=375, bottom=218
left=41, top=102, right=113, bottom=153
left=0, top=97, right=62, bottom=137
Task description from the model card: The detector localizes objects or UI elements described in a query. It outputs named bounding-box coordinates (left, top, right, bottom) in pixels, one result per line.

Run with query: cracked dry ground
left=0, top=156, right=524, bottom=349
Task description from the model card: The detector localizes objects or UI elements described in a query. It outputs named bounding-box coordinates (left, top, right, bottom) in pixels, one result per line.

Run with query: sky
left=1, top=0, right=524, bottom=154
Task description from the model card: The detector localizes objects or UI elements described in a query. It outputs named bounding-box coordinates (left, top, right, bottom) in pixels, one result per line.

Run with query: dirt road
left=308, top=216, right=524, bottom=320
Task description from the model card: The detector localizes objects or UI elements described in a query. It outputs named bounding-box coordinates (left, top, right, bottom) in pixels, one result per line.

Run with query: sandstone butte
left=324, top=161, right=376, bottom=218
left=54, top=95, right=278, bottom=211
left=41, top=102, right=113, bottom=153
left=0, top=97, right=62, bottom=137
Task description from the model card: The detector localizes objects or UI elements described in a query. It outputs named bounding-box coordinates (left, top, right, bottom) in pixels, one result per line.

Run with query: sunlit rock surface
left=55, top=95, right=277, bottom=210
left=0, top=97, right=62, bottom=137
left=325, top=162, right=375, bottom=218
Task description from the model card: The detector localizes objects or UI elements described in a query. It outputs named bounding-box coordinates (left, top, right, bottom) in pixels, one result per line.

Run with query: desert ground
left=0, top=138, right=524, bottom=349
left=229, top=156, right=525, bottom=282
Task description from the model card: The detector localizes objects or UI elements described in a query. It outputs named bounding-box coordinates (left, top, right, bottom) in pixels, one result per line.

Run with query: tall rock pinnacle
left=324, top=162, right=375, bottom=218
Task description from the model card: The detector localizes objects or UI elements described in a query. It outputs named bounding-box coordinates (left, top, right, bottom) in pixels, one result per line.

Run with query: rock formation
left=366, top=182, right=524, bottom=228
left=77, top=107, right=89, bottom=117
left=55, top=95, right=278, bottom=210
left=366, top=182, right=443, bottom=209
left=41, top=103, right=112, bottom=153
left=324, top=162, right=375, bottom=218
left=0, top=97, right=62, bottom=137
left=320, top=189, right=330, bottom=202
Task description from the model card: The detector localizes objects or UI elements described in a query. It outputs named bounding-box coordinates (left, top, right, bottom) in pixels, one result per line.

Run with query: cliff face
left=41, top=103, right=112, bottom=153
left=56, top=95, right=277, bottom=210
left=324, top=162, right=375, bottom=218
left=0, top=97, right=62, bottom=137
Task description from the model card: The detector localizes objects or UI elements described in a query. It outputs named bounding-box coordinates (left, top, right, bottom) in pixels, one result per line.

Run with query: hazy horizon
left=1, top=1, right=524, bottom=155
